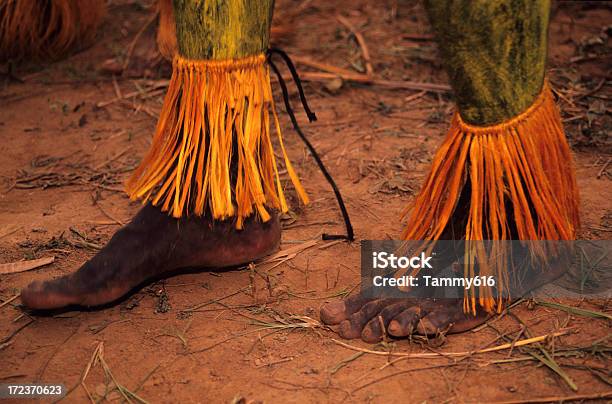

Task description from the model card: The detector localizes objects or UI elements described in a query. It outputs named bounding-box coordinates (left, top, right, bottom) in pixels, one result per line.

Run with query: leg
left=21, top=0, right=307, bottom=310
left=321, top=0, right=579, bottom=342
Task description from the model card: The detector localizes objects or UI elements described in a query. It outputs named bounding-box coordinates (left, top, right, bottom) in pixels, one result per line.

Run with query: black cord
left=268, top=48, right=317, bottom=122
left=267, top=49, right=354, bottom=242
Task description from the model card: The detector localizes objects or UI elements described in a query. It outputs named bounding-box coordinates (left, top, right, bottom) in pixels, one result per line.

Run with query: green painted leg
left=173, top=0, right=274, bottom=59
left=424, top=0, right=550, bottom=125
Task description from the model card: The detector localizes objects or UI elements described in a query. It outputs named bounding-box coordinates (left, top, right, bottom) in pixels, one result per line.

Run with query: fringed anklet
left=401, top=81, right=580, bottom=313
left=126, top=53, right=308, bottom=229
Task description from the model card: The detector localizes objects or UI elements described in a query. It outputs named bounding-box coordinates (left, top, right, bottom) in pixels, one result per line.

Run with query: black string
left=267, top=49, right=354, bottom=242
left=268, top=48, right=317, bottom=122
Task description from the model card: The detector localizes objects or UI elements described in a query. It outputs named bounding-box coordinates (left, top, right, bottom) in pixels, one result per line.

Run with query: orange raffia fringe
left=156, top=0, right=176, bottom=60
left=0, top=0, right=105, bottom=62
left=401, top=81, right=580, bottom=314
left=126, top=53, right=309, bottom=229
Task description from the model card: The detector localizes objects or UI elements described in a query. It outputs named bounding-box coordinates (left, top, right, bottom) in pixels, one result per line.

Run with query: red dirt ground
left=1, top=1, right=610, bottom=403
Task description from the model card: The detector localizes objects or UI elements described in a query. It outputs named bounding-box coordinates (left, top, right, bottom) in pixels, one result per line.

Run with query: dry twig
left=0, top=257, right=55, bottom=275
left=336, top=15, right=374, bottom=76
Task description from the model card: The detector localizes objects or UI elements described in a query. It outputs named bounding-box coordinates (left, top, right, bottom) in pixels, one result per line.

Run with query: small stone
left=324, top=77, right=344, bottom=93
left=99, top=58, right=123, bottom=75
left=94, top=383, right=107, bottom=398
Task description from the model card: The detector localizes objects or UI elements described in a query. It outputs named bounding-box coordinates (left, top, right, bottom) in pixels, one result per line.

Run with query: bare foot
left=20, top=204, right=280, bottom=309
left=321, top=168, right=574, bottom=343
left=320, top=253, right=568, bottom=343
left=321, top=297, right=488, bottom=343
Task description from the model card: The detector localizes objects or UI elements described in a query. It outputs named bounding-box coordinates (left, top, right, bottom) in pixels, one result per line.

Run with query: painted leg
left=21, top=0, right=307, bottom=310
left=321, top=0, right=579, bottom=342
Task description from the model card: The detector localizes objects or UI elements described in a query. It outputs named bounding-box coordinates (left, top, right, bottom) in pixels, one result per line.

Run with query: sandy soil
left=1, top=1, right=610, bottom=403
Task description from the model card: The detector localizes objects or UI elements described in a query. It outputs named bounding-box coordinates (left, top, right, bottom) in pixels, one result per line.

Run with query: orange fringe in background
left=126, top=54, right=309, bottom=229
left=156, top=0, right=176, bottom=60
left=401, top=81, right=580, bottom=313
left=0, top=0, right=105, bottom=62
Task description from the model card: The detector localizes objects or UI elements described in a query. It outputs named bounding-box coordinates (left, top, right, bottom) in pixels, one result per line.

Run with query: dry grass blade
left=122, top=11, right=158, bottom=71
left=295, top=71, right=451, bottom=92
left=0, top=294, right=19, bottom=309
left=287, top=287, right=352, bottom=300
left=191, top=318, right=307, bottom=355
left=336, top=15, right=374, bottom=76
left=484, top=338, right=611, bottom=366
left=192, top=308, right=323, bottom=354
left=82, top=343, right=102, bottom=403
left=61, top=341, right=104, bottom=404
left=254, top=239, right=320, bottom=272
left=258, top=239, right=319, bottom=264
left=68, top=342, right=148, bottom=404
left=190, top=329, right=259, bottom=354
left=285, top=55, right=450, bottom=92
left=181, top=287, right=249, bottom=313
left=134, top=363, right=162, bottom=394
left=0, top=319, right=34, bottom=345
left=353, top=362, right=465, bottom=393
left=491, top=390, right=612, bottom=404
left=93, top=149, right=132, bottom=171
left=0, top=225, right=21, bottom=240
left=98, top=352, right=148, bottom=403
left=0, top=256, right=55, bottom=275
left=290, top=55, right=363, bottom=78
left=536, top=300, right=612, bottom=321
left=0, top=341, right=13, bottom=351
left=529, top=350, right=578, bottom=391
left=94, top=201, right=124, bottom=226
left=331, top=330, right=570, bottom=358
left=249, top=315, right=322, bottom=331
left=330, top=352, right=365, bottom=375
left=96, top=80, right=169, bottom=108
